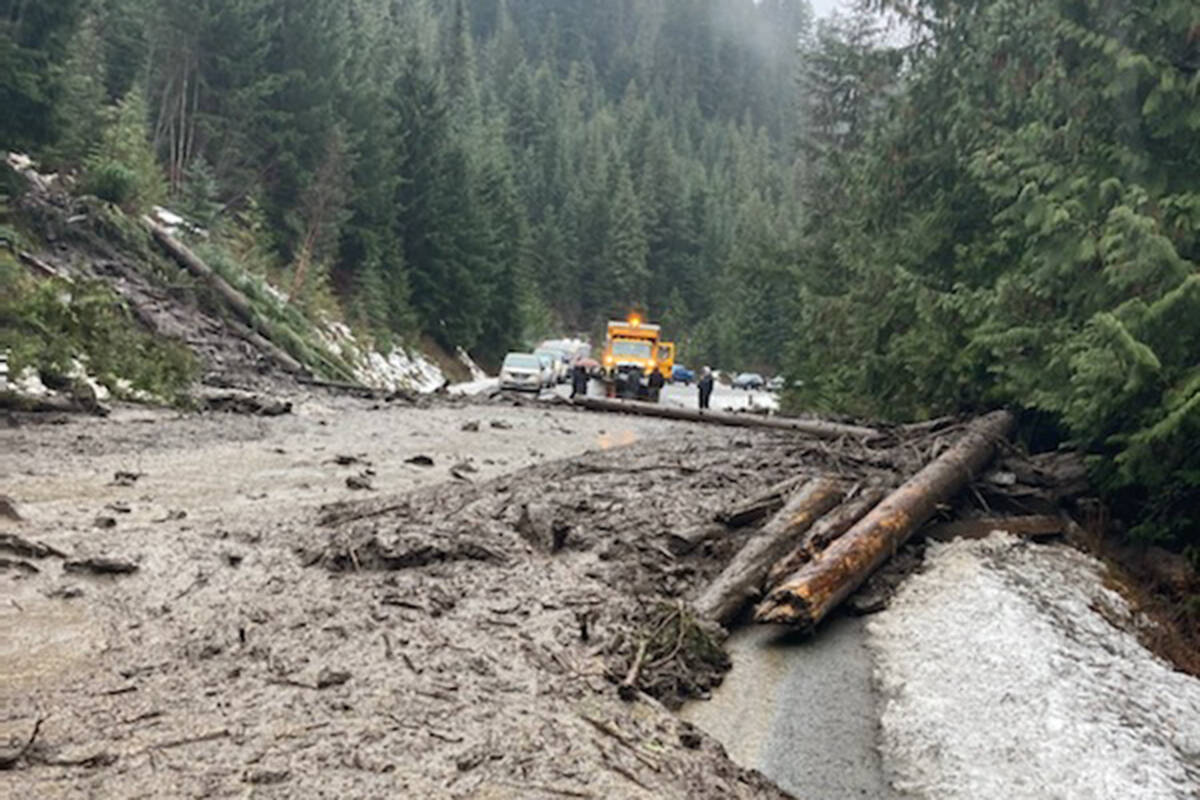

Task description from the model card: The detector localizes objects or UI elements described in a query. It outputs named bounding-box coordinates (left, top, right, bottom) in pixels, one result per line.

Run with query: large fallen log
left=694, top=476, right=847, bottom=624
left=143, top=217, right=306, bottom=375
left=764, top=486, right=888, bottom=588
left=755, top=410, right=1015, bottom=631
left=570, top=396, right=880, bottom=440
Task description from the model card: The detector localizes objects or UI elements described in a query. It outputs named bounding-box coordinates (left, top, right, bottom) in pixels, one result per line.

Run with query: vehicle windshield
left=611, top=341, right=652, bottom=359
left=504, top=354, right=540, bottom=369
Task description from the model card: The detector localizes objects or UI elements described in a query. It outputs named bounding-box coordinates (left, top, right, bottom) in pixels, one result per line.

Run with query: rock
left=0, top=495, right=22, bottom=521
left=405, top=455, right=435, bottom=467
left=346, top=474, right=373, bottom=491
left=94, top=516, right=117, bottom=529
left=0, top=532, right=67, bottom=559
left=490, top=420, right=512, bottom=430
left=461, top=420, right=480, bottom=432
left=678, top=722, right=703, bottom=750
left=244, top=769, right=290, bottom=785
left=64, top=557, right=139, bottom=575
left=316, top=667, right=351, bottom=689
left=111, top=471, right=142, bottom=486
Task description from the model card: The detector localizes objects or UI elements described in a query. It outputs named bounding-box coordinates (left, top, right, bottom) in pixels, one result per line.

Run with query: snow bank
left=457, top=347, right=488, bottom=382
left=314, top=319, right=447, bottom=393
left=868, top=534, right=1200, bottom=799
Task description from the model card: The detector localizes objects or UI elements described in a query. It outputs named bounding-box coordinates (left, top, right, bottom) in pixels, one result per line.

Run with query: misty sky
left=809, top=0, right=849, bottom=17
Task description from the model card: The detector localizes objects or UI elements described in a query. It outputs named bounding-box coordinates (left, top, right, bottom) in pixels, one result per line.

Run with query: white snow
left=67, top=358, right=110, bottom=402
left=456, top=347, right=488, bottom=382
left=361, top=348, right=446, bottom=393
left=12, top=367, right=49, bottom=397
left=868, top=533, right=1200, bottom=800
left=312, top=317, right=448, bottom=393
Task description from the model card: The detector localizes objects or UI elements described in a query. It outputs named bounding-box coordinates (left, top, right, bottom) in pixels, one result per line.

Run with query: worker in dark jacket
left=698, top=367, right=714, bottom=410
left=647, top=366, right=665, bottom=402
left=570, top=359, right=589, bottom=399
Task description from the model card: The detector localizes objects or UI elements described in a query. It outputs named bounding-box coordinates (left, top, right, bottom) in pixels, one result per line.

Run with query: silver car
left=500, top=353, right=544, bottom=392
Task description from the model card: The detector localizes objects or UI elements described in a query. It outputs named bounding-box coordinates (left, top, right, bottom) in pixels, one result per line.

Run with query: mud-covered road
left=0, top=393, right=820, bottom=799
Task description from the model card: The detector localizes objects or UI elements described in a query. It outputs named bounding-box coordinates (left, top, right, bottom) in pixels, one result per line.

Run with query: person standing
left=647, top=366, right=665, bottom=402
left=571, top=358, right=589, bottom=399
left=698, top=367, right=714, bottom=410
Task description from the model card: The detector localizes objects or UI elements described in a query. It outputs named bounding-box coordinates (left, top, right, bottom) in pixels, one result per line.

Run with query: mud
left=0, top=394, right=847, bottom=798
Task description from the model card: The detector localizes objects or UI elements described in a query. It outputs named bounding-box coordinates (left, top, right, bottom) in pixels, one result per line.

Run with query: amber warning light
left=628, top=314, right=641, bottom=326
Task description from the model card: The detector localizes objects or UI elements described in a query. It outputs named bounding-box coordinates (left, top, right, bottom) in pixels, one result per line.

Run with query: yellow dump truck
left=602, top=315, right=674, bottom=401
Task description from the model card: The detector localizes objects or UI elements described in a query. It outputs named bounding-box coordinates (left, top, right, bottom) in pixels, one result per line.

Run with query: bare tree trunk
left=764, top=486, right=888, bottom=588
left=694, top=476, right=847, bottom=624
left=144, top=217, right=307, bottom=375
left=571, top=396, right=880, bottom=440
left=755, top=411, right=1015, bottom=631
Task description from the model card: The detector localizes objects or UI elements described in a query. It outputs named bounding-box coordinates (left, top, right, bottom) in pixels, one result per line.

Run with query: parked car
left=672, top=364, right=696, bottom=385
left=732, top=372, right=765, bottom=390
left=534, top=348, right=568, bottom=384
left=766, top=375, right=786, bottom=392
left=533, top=352, right=557, bottom=387
left=500, top=353, right=545, bottom=392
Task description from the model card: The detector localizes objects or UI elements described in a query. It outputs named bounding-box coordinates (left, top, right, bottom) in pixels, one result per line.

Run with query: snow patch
left=362, top=348, right=446, bottom=393
left=311, top=317, right=447, bottom=393
left=457, top=347, right=488, bottom=382
left=868, top=533, right=1200, bottom=799
left=67, top=358, right=110, bottom=402
left=12, top=367, right=49, bottom=397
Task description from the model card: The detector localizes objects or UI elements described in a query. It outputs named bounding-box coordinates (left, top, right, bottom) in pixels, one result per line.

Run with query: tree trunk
left=755, top=410, right=1015, bottom=631
left=764, top=486, right=888, bottom=588
left=143, top=217, right=307, bottom=375
left=571, top=396, right=879, bottom=440
left=694, top=476, right=847, bottom=624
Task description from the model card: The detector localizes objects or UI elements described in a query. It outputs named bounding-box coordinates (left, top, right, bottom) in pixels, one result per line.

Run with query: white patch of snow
left=868, top=533, right=1200, bottom=800
left=361, top=348, right=446, bottom=393
left=13, top=367, right=49, bottom=397
left=151, top=205, right=207, bottom=239
left=448, top=377, right=499, bottom=396
left=456, top=347, right=489, bottom=382
left=67, top=358, right=110, bottom=401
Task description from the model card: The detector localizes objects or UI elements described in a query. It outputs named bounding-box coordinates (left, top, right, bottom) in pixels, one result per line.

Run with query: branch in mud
left=605, top=601, right=729, bottom=709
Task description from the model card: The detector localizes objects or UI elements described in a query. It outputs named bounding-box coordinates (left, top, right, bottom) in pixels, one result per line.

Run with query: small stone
left=316, top=668, right=351, bottom=689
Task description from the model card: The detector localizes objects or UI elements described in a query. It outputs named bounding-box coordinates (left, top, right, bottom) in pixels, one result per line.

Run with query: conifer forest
left=2, top=0, right=1199, bottom=560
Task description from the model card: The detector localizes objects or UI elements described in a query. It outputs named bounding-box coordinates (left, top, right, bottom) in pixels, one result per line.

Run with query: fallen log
left=694, top=476, right=847, bottom=624
left=570, top=396, right=880, bottom=440
left=756, top=410, right=1015, bottom=631
left=718, top=473, right=812, bottom=528
left=765, top=486, right=888, bottom=588
left=143, top=217, right=306, bottom=375
left=18, top=250, right=70, bottom=282
left=919, top=514, right=1066, bottom=542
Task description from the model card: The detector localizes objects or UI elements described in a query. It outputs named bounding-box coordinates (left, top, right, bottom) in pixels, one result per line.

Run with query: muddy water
left=0, top=584, right=104, bottom=690
left=681, top=614, right=899, bottom=799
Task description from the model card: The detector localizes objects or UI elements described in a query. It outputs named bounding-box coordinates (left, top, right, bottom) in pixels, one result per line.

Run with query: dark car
left=732, top=372, right=765, bottom=390
left=672, top=364, right=696, bottom=385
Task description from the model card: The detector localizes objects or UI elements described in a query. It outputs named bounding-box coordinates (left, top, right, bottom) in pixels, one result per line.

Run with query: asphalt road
left=681, top=614, right=899, bottom=799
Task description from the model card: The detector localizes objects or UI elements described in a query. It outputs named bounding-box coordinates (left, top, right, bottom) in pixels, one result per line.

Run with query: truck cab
left=603, top=316, right=664, bottom=400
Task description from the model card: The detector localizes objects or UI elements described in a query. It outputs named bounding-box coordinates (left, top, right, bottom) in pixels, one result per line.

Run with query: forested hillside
left=1, top=0, right=809, bottom=369
left=789, top=0, right=1200, bottom=549
left=3, top=0, right=1198, bottom=551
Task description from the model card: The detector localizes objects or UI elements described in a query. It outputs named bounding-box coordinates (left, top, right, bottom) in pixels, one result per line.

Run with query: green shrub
left=84, top=159, right=138, bottom=205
